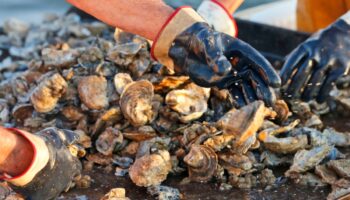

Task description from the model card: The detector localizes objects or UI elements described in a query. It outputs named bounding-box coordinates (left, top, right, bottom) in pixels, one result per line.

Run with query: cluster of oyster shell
left=1, top=13, right=350, bottom=200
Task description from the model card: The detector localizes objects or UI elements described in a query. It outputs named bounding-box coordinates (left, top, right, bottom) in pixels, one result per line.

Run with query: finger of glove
left=220, top=34, right=281, bottom=87
left=249, top=70, right=276, bottom=107
left=168, top=45, right=188, bottom=70
left=301, top=67, right=326, bottom=102
left=317, top=67, right=345, bottom=103
left=280, top=47, right=308, bottom=85
left=60, top=129, right=79, bottom=145
left=284, top=59, right=314, bottom=100
left=229, top=86, right=246, bottom=108
left=233, top=79, right=257, bottom=105
left=36, top=127, right=64, bottom=148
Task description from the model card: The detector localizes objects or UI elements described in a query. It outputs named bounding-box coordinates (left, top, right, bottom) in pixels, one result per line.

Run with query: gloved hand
left=197, top=0, right=238, bottom=37
left=5, top=127, right=82, bottom=200
left=280, top=14, right=350, bottom=103
left=152, top=7, right=281, bottom=107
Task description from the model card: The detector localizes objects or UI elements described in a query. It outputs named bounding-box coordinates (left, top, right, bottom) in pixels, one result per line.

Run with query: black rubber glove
left=11, top=127, right=82, bottom=200
left=169, top=22, right=281, bottom=107
left=280, top=18, right=350, bottom=103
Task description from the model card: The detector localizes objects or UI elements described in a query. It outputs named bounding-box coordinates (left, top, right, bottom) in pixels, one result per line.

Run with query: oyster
left=153, top=76, right=189, bottom=93
left=259, top=168, right=276, bottom=187
left=229, top=173, right=257, bottom=189
left=212, top=101, right=276, bottom=154
left=147, top=185, right=181, bottom=200
left=41, top=48, right=80, bottom=69
left=327, top=159, right=350, bottom=178
left=0, top=99, right=9, bottom=123
left=328, top=179, right=350, bottom=200
left=183, top=145, right=218, bottom=182
left=114, top=73, right=133, bottom=95
left=165, top=83, right=210, bottom=123
left=101, top=188, right=130, bottom=200
left=218, top=152, right=253, bottom=175
left=295, top=172, right=327, bottom=187
left=258, top=120, right=308, bottom=154
left=30, top=73, right=67, bottom=113
left=96, top=127, right=123, bottom=156
left=120, top=80, right=154, bottom=127
left=260, top=151, right=292, bottom=167
left=78, top=75, right=109, bottom=110
left=315, top=165, right=338, bottom=184
left=129, top=150, right=171, bottom=187
left=285, top=145, right=333, bottom=178
left=273, top=100, right=290, bottom=122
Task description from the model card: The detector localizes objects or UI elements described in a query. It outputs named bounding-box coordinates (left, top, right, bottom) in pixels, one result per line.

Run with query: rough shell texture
left=184, top=145, right=218, bottom=182
left=165, top=83, right=210, bottom=123
left=101, top=188, right=130, bottom=200
left=114, top=73, right=133, bottom=95
left=78, top=75, right=109, bottom=110
left=96, top=127, right=123, bottom=156
left=285, top=145, right=332, bottom=178
left=30, top=73, right=67, bottom=113
left=327, top=159, right=350, bottom=178
left=327, top=179, right=350, bottom=200
left=315, top=165, right=338, bottom=184
left=216, top=101, right=276, bottom=154
left=120, top=80, right=154, bottom=127
left=129, top=150, right=171, bottom=187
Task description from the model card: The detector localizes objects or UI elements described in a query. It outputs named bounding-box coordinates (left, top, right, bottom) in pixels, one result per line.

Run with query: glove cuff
left=1, top=128, right=49, bottom=187
left=197, top=0, right=238, bottom=37
left=340, top=11, right=350, bottom=24
left=151, top=6, right=205, bottom=72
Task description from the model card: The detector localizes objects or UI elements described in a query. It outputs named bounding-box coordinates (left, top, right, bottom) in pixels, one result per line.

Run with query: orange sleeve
left=297, top=0, right=348, bottom=33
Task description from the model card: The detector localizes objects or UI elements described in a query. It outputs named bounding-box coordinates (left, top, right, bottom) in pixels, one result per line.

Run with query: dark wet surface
left=62, top=113, right=349, bottom=200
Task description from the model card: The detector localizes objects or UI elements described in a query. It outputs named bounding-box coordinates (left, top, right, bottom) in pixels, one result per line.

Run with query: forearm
left=216, top=0, right=244, bottom=13
left=67, top=0, right=174, bottom=40
left=0, top=127, right=34, bottom=177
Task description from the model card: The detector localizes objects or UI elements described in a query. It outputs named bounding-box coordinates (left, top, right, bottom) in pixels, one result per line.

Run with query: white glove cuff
left=197, top=0, right=237, bottom=37
left=340, top=11, right=350, bottom=24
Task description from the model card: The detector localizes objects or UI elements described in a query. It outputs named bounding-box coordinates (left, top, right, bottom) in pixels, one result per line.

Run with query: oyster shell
left=147, top=185, right=181, bottom=200
left=101, top=188, right=130, bottom=200
left=41, top=48, right=80, bottom=69
left=120, top=80, right=154, bottom=127
left=285, top=145, right=333, bottom=178
left=213, top=101, right=276, bottom=154
left=327, top=159, right=350, bottom=178
left=30, top=73, right=67, bottom=113
left=165, top=83, right=210, bottom=123
left=183, top=145, right=218, bottom=182
left=114, top=73, right=133, bottom=95
left=96, top=127, right=123, bottom=156
left=78, top=75, right=109, bottom=110
left=315, top=165, right=338, bottom=184
left=328, top=179, right=350, bottom=200
left=258, top=120, right=308, bottom=154
left=129, top=150, right=171, bottom=187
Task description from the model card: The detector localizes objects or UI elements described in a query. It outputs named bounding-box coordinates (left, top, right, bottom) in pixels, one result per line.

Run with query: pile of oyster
left=0, top=14, right=350, bottom=200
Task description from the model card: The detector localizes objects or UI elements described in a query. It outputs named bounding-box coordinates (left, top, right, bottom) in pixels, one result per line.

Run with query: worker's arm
left=281, top=11, right=350, bottom=103
left=66, top=0, right=174, bottom=40
left=67, top=1, right=280, bottom=107
left=0, top=127, right=82, bottom=200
